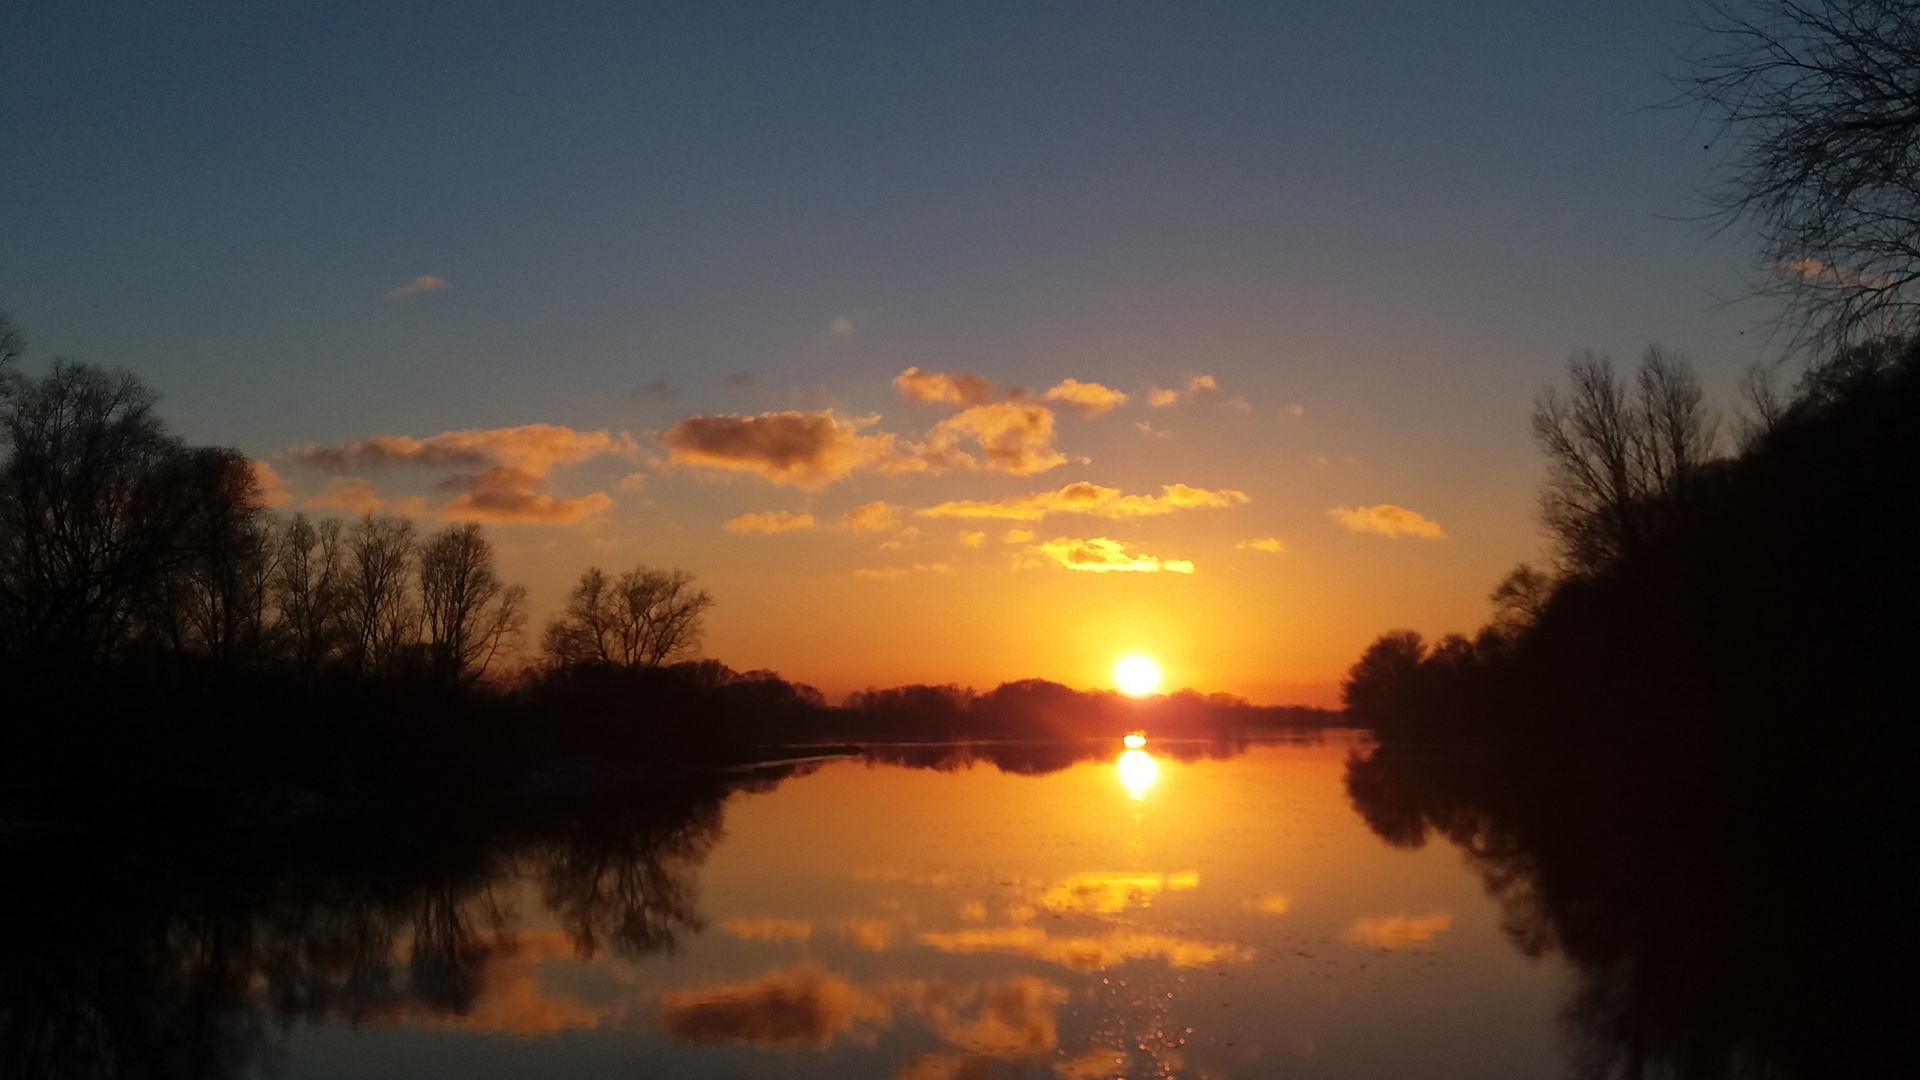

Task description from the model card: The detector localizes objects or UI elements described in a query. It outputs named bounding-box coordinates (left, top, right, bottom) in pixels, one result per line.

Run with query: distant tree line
left=1342, top=336, right=1919, bottom=746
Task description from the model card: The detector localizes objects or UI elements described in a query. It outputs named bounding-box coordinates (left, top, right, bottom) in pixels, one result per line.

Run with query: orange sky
left=257, top=363, right=1538, bottom=705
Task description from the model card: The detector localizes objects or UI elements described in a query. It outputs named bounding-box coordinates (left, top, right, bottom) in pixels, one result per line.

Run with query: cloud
left=1030, top=537, right=1195, bottom=574
left=660, top=967, right=889, bottom=1049
left=919, top=402, right=1068, bottom=476
left=1329, top=504, right=1445, bottom=539
left=441, top=466, right=615, bottom=524
left=854, top=562, right=954, bottom=580
left=635, top=380, right=677, bottom=402
left=840, top=919, right=895, bottom=950
left=284, top=424, right=632, bottom=525
left=723, top=918, right=813, bottom=942
left=839, top=501, right=901, bottom=532
left=1237, top=537, right=1286, bottom=553
left=414, top=929, right=616, bottom=1036
left=1342, top=912, right=1453, bottom=949
left=1038, top=871, right=1197, bottom=915
left=831, top=316, right=855, bottom=337
left=1043, top=379, right=1128, bottom=416
left=725, top=510, right=816, bottom=534
left=1003, top=529, right=1034, bottom=543
left=662, top=411, right=916, bottom=491
left=919, top=482, right=1247, bottom=522
left=247, top=459, right=292, bottom=508
left=307, top=477, right=386, bottom=515
left=917, top=926, right=1252, bottom=973
left=1147, top=374, right=1221, bottom=408
left=958, top=531, right=985, bottom=548
left=1243, top=894, right=1292, bottom=915
left=385, top=274, right=448, bottom=300
left=894, top=367, right=995, bottom=406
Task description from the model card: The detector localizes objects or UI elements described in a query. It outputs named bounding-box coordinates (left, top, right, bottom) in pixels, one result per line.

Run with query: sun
left=1113, top=654, right=1162, bottom=696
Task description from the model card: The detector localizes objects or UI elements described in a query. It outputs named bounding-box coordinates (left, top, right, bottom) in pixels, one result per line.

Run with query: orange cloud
left=958, top=531, right=985, bottom=547
left=920, top=481, right=1246, bottom=521
left=1043, top=379, right=1128, bottom=416
left=1342, top=912, right=1453, bottom=948
left=662, top=411, right=917, bottom=490
left=1243, top=894, right=1292, bottom=915
left=723, top=918, right=813, bottom=941
left=1237, top=537, right=1286, bottom=553
left=284, top=424, right=631, bottom=524
left=414, top=929, right=615, bottom=1036
left=725, top=510, right=816, bottom=534
left=917, top=926, right=1252, bottom=972
left=307, top=477, right=385, bottom=515
left=894, top=367, right=995, bottom=406
left=247, top=459, right=292, bottom=508
left=660, top=967, right=889, bottom=1049
left=1030, top=537, right=1195, bottom=574
left=441, top=465, right=614, bottom=524
left=1038, top=871, right=1197, bottom=914
left=1003, top=529, right=1033, bottom=543
left=920, top=402, right=1068, bottom=476
left=854, top=562, right=955, bottom=580
left=840, top=918, right=895, bottom=950
left=1147, top=374, right=1220, bottom=408
left=839, top=501, right=901, bottom=532
left=1329, top=504, right=1445, bottom=539
left=385, top=274, right=448, bottom=300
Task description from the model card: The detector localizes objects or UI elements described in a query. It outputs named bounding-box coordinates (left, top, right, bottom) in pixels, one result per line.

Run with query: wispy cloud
left=246, top=459, right=292, bottom=508
left=385, top=274, right=449, bottom=301
left=661, top=411, right=918, bottom=491
left=920, top=481, right=1246, bottom=521
left=1329, top=504, right=1445, bottom=539
left=893, top=366, right=995, bottom=406
left=1342, top=912, right=1452, bottom=948
left=725, top=510, right=816, bottom=534
left=917, top=925, right=1249, bottom=972
left=838, top=501, right=901, bottom=532
left=283, top=424, right=634, bottom=525
left=918, top=403, right=1069, bottom=476
left=1029, top=537, right=1195, bottom=574
left=1236, top=537, right=1286, bottom=553
left=1147, top=374, right=1221, bottom=408
left=721, top=918, right=812, bottom=942
left=307, top=477, right=386, bottom=515
left=1043, top=378, right=1128, bottom=416
left=854, top=562, right=954, bottom=579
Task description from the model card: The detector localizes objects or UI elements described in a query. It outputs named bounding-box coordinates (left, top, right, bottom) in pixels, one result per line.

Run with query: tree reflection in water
left=0, top=766, right=802, bottom=1080
left=1345, top=740, right=1912, bottom=1080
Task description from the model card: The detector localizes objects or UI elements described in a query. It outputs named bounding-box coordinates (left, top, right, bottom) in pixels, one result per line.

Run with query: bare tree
left=1489, top=563, right=1556, bottom=635
left=543, top=565, right=713, bottom=668
left=274, top=513, right=347, bottom=674
left=1689, top=0, right=1920, bottom=346
left=342, top=514, right=418, bottom=674
left=417, top=523, right=527, bottom=683
left=1533, top=347, right=1722, bottom=575
left=0, top=361, right=235, bottom=663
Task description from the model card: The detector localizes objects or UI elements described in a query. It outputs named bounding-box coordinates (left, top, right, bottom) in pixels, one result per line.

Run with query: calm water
left=266, top=734, right=1568, bottom=1079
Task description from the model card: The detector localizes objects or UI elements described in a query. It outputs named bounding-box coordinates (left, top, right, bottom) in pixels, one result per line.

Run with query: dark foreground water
left=1, top=731, right=1902, bottom=1079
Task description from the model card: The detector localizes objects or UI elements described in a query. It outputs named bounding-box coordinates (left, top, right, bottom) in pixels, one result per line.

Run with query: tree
left=0, top=361, right=253, bottom=664
left=1532, top=347, right=1720, bottom=575
left=273, top=513, right=347, bottom=675
left=1340, top=630, right=1426, bottom=728
left=543, top=565, right=713, bottom=668
left=342, top=514, right=418, bottom=674
left=417, top=523, right=526, bottom=683
left=1689, top=0, right=1920, bottom=346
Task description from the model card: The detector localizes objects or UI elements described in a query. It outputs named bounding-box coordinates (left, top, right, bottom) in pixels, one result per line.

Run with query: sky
left=0, top=1, right=1781, bottom=704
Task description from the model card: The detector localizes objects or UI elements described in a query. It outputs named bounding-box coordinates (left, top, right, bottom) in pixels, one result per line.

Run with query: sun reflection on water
left=1116, top=749, right=1158, bottom=799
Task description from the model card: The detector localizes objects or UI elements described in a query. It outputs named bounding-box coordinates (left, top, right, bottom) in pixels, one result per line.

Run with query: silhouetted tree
left=542, top=565, right=713, bottom=668
left=342, top=514, right=418, bottom=674
left=417, top=523, right=526, bottom=683
left=272, top=513, right=347, bottom=675
left=1533, top=347, right=1719, bottom=574
left=1488, top=563, right=1554, bottom=635
left=1339, top=630, right=1426, bottom=729
left=1689, top=0, right=1920, bottom=345
left=0, top=361, right=256, bottom=665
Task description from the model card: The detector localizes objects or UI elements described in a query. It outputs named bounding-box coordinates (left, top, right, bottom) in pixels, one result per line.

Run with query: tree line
left=0, top=315, right=711, bottom=686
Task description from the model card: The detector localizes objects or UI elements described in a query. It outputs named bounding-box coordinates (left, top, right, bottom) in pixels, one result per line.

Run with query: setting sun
left=1114, top=655, right=1162, bottom=696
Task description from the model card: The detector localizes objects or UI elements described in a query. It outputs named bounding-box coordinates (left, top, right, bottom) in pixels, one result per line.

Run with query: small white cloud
left=385, top=274, right=449, bottom=301
left=830, top=316, right=854, bottom=337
